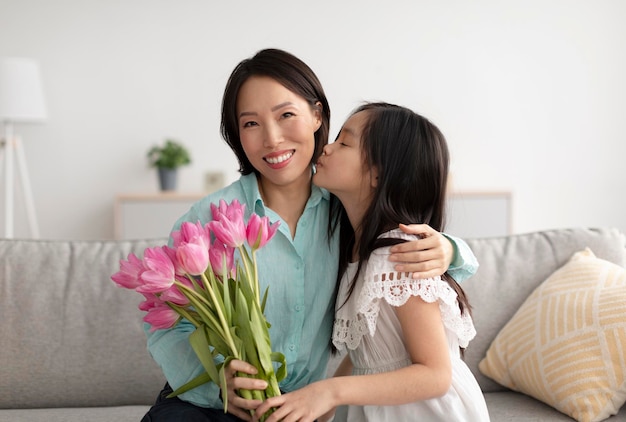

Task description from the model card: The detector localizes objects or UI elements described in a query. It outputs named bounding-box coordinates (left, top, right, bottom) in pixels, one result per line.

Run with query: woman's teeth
left=266, top=151, right=293, bottom=164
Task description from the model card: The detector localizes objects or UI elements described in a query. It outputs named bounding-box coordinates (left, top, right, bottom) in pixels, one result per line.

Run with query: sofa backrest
left=462, top=227, right=626, bottom=393
left=3, top=228, right=625, bottom=407
left=0, top=238, right=168, bottom=409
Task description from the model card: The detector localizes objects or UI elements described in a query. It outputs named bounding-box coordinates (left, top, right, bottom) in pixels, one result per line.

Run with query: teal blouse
left=144, top=173, right=478, bottom=408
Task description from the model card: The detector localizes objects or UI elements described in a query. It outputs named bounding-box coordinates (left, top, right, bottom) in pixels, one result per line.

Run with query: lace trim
left=333, top=312, right=369, bottom=351
left=333, top=272, right=476, bottom=350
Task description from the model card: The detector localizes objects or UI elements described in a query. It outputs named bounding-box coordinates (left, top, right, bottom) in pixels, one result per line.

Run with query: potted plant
left=147, top=139, right=191, bottom=191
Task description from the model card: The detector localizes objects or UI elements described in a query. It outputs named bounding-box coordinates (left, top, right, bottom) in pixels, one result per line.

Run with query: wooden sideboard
left=114, top=191, right=512, bottom=240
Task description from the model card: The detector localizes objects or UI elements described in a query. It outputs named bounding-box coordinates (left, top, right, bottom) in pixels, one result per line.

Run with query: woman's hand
left=389, top=223, right=454, bottom=279
left=252, top=382, right=335, bottom=422
left=223, top=359, right=268, bottom=421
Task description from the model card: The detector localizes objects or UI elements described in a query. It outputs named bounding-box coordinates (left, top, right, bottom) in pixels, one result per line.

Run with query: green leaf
left=219, top=261, right=232, bottom=323
left=189, top=327, right=220, bottom=384
left=166, top=372, right=211, bottom=398
left=260, top=285, right=269, bottom=313
left=234, top=289, right=261, bottom=369
left=271, top=351, right=287, bottom=382
left=147, top=139, right=191, bottom=169
left=219, top=356, right=236, bottom=413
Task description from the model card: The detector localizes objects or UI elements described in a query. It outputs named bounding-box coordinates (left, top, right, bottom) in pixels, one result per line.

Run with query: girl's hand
left=389, top=223, right=453, bottom=279
left=252, top=382, right=335, bottom=422
left=223, top=359, right=267, bottom=421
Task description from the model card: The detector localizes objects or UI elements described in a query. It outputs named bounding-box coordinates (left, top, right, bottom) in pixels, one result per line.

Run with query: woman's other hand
left=389, top=223, right=454, bottom=279
left=223, top=359, right=267, bottom=421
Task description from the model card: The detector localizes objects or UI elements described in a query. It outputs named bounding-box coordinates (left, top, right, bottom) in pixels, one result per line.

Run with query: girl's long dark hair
left=329, top=102, right=471, bottom=350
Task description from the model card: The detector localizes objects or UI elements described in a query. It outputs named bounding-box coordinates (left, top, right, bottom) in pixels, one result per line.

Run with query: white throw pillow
left=479, top=248, right=626, bottom=422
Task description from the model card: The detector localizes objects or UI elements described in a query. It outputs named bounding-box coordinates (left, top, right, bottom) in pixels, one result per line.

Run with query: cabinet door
left=115, top=193, right=204, bottom=240
left=446, top=192, right=511, bottom=239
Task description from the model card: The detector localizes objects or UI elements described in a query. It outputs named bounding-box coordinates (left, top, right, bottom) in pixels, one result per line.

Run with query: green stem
left=199, top=272, right=239, bottom=355
left=252, top=250, right=259, bottom=304
left=174, top=281, right=228, bottom=340
left=238, top=245, right=258, bottom=303
left=167, top=302, right=200, bottom=328
left=175, top=279, right=213, bottom=308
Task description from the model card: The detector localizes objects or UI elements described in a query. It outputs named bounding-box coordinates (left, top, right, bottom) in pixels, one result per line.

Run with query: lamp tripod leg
left=2, top=134, right=15, bottom=238
left=13, top=136, right=40, bottom=238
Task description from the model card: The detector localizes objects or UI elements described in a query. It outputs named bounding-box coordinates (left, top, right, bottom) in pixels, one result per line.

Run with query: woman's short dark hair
left=220, top=48, right=331, bottom=175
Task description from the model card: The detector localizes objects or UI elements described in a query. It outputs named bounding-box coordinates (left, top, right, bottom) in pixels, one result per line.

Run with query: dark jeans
left=141, top=383, right=244, bottom=422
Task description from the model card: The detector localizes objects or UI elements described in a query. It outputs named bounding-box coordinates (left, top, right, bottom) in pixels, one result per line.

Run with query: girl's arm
left=253, top=296, right=451, bottom=422
left=389, top=223, right=478, bottom=281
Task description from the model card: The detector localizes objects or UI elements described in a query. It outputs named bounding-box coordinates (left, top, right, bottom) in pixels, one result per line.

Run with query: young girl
left=142, top=50, right=479, bottom=422
left=254, top=102, right=490, bottom=422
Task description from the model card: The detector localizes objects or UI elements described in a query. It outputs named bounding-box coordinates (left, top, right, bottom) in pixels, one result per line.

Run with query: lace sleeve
left=357, top=248, right=477, bottom=348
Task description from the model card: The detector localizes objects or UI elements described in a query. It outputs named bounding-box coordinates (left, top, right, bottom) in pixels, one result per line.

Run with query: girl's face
left=237, top=76, right=321, bottom=190
left=313, top=111, right=376, bottom=205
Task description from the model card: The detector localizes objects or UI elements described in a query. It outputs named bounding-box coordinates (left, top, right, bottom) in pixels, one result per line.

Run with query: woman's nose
left=322, top=143, right=332, bottom=155
left=263, top=124, right=282, bottom=148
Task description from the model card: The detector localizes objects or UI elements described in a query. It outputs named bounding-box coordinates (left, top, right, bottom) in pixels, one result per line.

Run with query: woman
left=142, top=49, right=478, bottom=422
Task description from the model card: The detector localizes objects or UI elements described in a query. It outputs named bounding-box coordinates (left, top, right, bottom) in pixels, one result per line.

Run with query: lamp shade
left=0, top=57, right=47, bottom=122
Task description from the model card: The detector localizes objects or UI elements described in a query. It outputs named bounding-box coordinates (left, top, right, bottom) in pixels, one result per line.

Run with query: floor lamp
left=0, top=57, right=47, bottom=239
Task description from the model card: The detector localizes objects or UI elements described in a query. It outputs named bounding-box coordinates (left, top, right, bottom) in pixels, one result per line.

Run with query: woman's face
left=313, top=111, right=376, bottom=205
left=237, top=76, right=321, bottom=191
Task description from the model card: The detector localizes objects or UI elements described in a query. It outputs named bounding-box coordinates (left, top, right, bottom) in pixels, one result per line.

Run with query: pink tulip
left=209, top=239, right=235, bottom=277
left=171, top=221, right=211, bottom=249
left=210, top=199, right=246, bottom=222
left=209, top=200, right=247, bottom=248
left=144, top=302, right=179, bottom=332
left=170, top=221, right=211, bottom=276
left=246, top=214, right=280, bottom=250
left=111, top=252, right=145, bottom=290
left=162, top=245, right=185, bottom=275
left=160, top=276, right=192, bottom=306
left=176, top=241, right=210, bottom=276
left=138, top=246, right=176, bottom=294
left=138, top=292, right=162, bottom=311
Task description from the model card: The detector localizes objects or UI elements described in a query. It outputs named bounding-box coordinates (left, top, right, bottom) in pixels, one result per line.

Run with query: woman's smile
left=264, top=149, right=295, bottom=167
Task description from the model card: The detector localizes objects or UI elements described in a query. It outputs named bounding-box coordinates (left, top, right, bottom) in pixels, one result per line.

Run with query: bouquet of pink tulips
left=111, top=199, right=285, bottom=420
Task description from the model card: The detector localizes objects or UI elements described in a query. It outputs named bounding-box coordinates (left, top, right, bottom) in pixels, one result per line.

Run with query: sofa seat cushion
left=0, top=405, right=150, bottom=422
left=479, top=248, right=626, bottom=422
left=485, top=392, right=626, bottom=421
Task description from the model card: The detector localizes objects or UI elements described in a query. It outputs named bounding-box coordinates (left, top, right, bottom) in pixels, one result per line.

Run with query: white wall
left=1, top=0, right=625, bottom=240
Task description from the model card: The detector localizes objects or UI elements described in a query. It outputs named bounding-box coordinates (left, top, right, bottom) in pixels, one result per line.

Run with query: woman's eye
left=242, top=121, right=258, bottom=128
left=281, top=112, right=295, bottom=119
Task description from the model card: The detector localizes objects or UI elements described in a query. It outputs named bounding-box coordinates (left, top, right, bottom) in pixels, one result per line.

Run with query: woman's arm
left=253, top=297, right=452, bottom=422
left=389, top=223, right=478, bottom=281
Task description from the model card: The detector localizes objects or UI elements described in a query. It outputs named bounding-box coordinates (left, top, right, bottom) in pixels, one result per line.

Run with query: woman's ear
left=314, top=101, right=323, bottom=130
left=370, top=166, right=379, bottom=188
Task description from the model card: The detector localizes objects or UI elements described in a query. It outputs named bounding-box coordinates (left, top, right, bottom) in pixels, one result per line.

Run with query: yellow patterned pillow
left=479, top=248, right=626, bottom=422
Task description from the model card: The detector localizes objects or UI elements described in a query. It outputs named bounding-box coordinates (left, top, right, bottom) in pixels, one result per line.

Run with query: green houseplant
left=147, top=139, right=191, bottom=191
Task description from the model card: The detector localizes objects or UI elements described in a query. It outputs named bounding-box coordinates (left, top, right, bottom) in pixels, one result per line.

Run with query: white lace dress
left=331, top=230, right=490, bottom=422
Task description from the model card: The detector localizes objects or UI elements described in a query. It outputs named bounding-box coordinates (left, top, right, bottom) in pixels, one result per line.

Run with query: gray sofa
left=1, top=227, right=625, bottom=421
